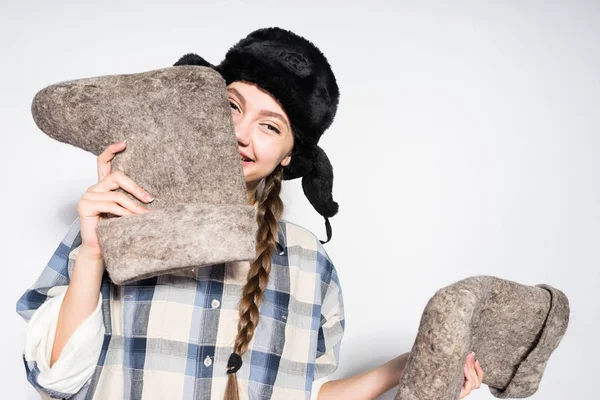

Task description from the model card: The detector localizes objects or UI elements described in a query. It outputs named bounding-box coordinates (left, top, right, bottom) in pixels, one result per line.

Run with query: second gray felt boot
left=395, top=276, right=569, bottom=400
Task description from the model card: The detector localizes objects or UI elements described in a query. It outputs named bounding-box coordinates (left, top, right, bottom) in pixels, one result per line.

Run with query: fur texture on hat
left=395, top=276, right=570, bottom=400
left=175, top=27, right=340, bottom=241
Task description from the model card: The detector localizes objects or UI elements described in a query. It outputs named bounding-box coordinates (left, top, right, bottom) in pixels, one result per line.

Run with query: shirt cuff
left=311, top=376, right=330, bottom=400
left=24, top=287, right=105, bottom=394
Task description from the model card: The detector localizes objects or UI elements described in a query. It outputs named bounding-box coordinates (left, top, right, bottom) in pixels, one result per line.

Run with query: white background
left=1, top=1, right=598, bottom=399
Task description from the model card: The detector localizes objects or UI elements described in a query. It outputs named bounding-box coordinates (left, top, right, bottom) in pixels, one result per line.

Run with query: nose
left=234, top=118, right=251, bottom=146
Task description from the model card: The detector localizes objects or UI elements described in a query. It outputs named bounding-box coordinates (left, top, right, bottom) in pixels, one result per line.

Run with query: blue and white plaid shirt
left=17, top=218, right=345, bottom=400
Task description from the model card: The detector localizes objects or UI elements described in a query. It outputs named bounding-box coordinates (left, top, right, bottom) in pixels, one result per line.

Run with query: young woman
left=17, top=27, right=484, bottom=400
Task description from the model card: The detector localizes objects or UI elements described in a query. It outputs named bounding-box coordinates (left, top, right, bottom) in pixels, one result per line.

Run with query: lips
left=239, top=151, right=254, bottom=162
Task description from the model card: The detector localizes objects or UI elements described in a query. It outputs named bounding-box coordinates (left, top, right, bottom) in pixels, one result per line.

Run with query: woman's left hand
left=459, top=352, right=484, bottom=399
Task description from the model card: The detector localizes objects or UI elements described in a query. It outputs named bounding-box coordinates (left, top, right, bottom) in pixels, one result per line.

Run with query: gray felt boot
left=395, top=276, right=569, bottom=400
left=32, top=66, right=256, bottom=284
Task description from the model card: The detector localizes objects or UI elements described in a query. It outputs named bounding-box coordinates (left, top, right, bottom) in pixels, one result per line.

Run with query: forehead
left=228, top=82, right=285, bottom=112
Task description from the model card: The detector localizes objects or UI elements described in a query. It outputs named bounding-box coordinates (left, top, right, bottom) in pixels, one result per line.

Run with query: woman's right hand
left=77, top=140, right=155, bottom=259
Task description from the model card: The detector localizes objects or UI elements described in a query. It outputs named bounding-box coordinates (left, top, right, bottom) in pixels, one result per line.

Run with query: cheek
left=253, top=137, right=282, bottom=167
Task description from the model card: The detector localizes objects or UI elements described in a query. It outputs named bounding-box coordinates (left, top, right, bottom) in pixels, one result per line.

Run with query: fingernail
left=142, top=191, right=154, bottom=202
left=123, top=139, right=128, bottom=144
left=476, top=360, right=480, bottom=365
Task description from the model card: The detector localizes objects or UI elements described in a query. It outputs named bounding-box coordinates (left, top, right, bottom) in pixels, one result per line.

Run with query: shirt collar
left=275, top=220, right=286, bottom=254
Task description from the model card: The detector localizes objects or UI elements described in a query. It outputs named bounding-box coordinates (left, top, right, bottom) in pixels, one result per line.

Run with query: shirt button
left=204, top=356, right=212, bottom=367
left=211, top=299, right=221, bottom=309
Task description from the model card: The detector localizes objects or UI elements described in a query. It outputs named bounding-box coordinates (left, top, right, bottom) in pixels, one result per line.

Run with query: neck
left=246, top=181, right=258, bottom=204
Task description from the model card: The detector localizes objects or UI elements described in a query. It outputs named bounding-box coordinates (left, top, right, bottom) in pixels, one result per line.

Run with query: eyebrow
left=227, top=87, right=246, bottom=108
left=227, top=87, right=291, bottom=132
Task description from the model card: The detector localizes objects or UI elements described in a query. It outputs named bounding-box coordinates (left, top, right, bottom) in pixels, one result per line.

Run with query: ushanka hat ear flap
left=174, top=53, right=215, bottom=69
left=300, top=144, right=338, bottom=243
left=395, top=276, right=570, bottom=400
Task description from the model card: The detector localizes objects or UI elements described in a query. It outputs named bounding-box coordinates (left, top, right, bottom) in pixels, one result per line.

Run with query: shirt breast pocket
left=253, top=300, right=289, bottom=357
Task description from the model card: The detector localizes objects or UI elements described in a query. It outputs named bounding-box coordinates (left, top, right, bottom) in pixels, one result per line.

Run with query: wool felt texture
left=174, top=27, right=340, bottom=242
left=31, top=66, right=257, bottom=285
left=395, top=276, right=569, bottom=400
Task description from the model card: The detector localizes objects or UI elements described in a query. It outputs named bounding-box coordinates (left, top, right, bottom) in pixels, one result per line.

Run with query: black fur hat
left=175, top=27, right=339, bottom=243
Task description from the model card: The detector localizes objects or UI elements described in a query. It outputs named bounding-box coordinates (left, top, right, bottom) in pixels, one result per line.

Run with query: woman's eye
left=263, top=124, right=281, bottom=134
left=229, top=101, right=240, bottom=112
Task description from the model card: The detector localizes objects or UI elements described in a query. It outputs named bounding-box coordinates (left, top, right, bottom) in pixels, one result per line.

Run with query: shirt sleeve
left=24, top=282, right=105, bottom=396
left=311, top=242, right=345, bottom=398
left=16, top=218, right=104, bottom=399
left=310, top=376, right=330, bottom=400
left=17, top=218, right=82, bottom=323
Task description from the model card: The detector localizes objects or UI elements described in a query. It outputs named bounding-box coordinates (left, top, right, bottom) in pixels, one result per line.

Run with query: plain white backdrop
left=2, top=1, right=598, bottom=399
